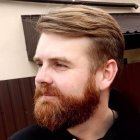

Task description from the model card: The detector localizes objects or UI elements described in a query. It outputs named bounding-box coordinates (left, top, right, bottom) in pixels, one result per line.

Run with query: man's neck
left=68, top=107, right=114, bottom=140
left=67, top=93, right=114, bottom=140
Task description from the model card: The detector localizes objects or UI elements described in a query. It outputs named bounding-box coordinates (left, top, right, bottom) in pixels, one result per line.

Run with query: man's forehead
left=35, top=32, right=93, bottom=60
left=37, top=32, right=93, bottom=48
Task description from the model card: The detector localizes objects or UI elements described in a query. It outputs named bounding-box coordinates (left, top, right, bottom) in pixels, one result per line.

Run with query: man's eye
left=36, top=63, right=42, bottom=67
left=54, top=62, right=68, bottom=71
left=55, top=63, right=67, bottom=67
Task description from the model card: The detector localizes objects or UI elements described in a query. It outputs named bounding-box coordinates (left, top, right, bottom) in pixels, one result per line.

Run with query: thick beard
left=34, top=77, right=100, bottom=132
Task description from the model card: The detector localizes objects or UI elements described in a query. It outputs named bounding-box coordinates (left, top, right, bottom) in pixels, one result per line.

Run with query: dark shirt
left=9, top=89, right=140, bottom=140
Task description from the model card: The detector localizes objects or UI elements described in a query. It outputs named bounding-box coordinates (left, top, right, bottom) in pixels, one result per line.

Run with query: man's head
left=33, top=5, right=124, bottom=131
left=36, top=5, right=124, bottom=73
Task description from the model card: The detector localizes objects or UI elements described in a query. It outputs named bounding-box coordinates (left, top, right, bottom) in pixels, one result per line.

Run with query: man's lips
left=42, top=92, right=54, bottom=96
left=38, top=93, right=56, bottom=102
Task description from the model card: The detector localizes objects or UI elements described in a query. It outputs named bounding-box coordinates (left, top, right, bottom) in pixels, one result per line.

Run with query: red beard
left=34, top=77, right=99, bottom=131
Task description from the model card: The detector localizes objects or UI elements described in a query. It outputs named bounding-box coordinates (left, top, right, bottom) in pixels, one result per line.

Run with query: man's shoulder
left=109, top=88, right=140, bottom=139
left=8, top=124, right=52, bottom=140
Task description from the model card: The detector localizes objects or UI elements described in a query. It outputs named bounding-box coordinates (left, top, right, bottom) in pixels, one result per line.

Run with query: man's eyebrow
left=49, top=57, right=72, bottom=64
left=33, top=56, right=72, bottom=65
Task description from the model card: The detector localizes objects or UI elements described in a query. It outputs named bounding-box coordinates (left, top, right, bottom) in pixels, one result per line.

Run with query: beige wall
left=0, top=1, right=63, bottom=80
left=0, top=0, right=140, bottom=80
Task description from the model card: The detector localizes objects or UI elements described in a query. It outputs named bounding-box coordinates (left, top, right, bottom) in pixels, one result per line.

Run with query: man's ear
left=98, top=59, right=118, bottom=90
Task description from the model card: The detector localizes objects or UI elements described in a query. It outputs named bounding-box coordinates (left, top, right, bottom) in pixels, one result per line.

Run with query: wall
left=0, top=1, right=64, bottom=80
left=0, top=77, right=35, bottom=140
left=0, top=0, right=140, bottom=81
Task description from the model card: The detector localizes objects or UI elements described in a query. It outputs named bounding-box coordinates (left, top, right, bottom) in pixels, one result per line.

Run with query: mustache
left=34, top=84, right=61, bottom=100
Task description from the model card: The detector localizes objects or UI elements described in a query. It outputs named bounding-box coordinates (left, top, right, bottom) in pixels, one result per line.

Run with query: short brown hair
left=36, top=5, right=125, bottom=74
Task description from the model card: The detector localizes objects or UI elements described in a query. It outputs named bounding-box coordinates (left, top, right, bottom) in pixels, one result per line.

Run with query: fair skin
left=34, top=32, right=118, bottom=140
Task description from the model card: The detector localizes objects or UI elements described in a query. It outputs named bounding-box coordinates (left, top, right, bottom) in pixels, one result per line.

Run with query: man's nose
left=35, top=66, right=53, bottom=86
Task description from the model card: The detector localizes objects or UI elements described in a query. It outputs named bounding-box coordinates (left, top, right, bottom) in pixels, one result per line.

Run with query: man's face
left=34, top=33, right=99, bottom=131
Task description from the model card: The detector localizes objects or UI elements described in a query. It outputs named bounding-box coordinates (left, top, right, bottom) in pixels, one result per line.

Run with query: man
left=9, top=5, right=140, bottom=140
